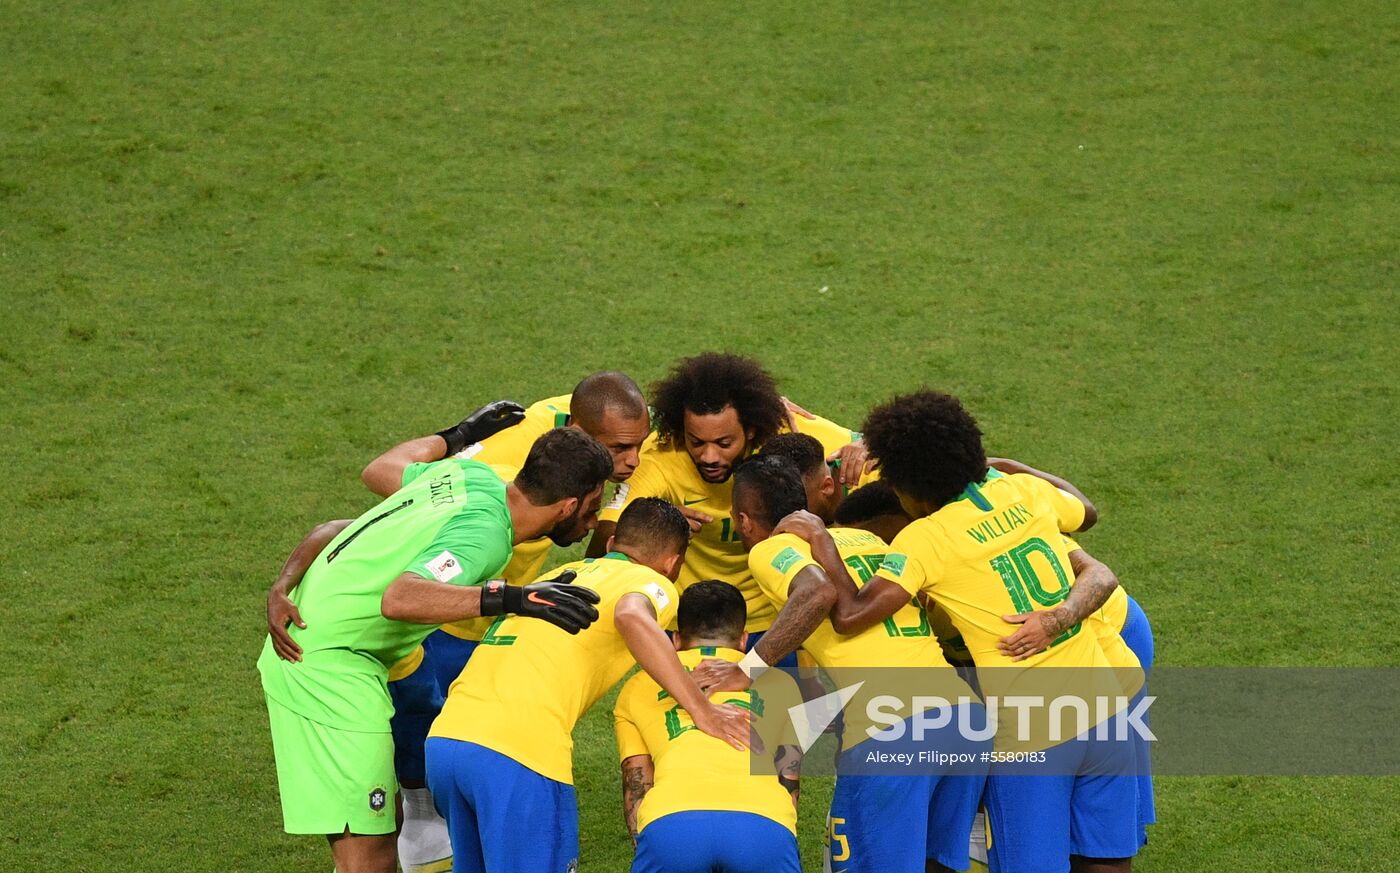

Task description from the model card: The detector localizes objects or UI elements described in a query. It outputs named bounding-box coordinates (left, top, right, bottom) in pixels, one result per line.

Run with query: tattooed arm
left=774, top=744, right=803, bottom=808
left=620, top=755, right=655, bottom=846
left=752, top=566, right=837, bottom=666
left=997, top=547, right=1121, bottom=661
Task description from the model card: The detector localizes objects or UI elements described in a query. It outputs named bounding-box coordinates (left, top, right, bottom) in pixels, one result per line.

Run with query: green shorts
left=265, top=695, right=398, bottom=835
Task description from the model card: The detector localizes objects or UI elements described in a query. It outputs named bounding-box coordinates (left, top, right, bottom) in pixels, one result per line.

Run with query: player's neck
left=680, top=637, right=740, bottom=652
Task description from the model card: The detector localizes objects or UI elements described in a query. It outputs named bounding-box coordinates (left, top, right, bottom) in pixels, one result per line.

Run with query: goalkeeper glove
left=436, top=400, right=527, bottom=456
left=478, top=570, right=601, bottom=634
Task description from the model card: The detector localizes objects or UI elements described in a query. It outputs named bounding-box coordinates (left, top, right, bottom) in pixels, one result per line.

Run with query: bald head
left=571, top=371, right=647, bottom=432
left=570, top=371, right=650, bottom=482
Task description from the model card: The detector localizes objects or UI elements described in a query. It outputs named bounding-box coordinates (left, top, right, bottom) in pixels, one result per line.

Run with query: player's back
left=613, top=647, right=802, bottom=835
left=288, top=458, right=511, bottom=666
left=455, top=394, right=569, bottom=467
left=882, top=469, right=1109, bottom=672
left=430, top=553, right=677, bottom=784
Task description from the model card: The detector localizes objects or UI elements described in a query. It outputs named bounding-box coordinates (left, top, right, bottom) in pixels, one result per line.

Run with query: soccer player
left=821, top=390, right=1143, bottom=873
left=722, top=454, right=986, bottom=873
left=589, top=352, right=867, bottom=645
left=614, top=581, right=804, bottom=873
left=341, top=373, right=650, bottom=867
left=256, top=428, right=612, bottom=873
left=425, top=498, right=752, bottom=873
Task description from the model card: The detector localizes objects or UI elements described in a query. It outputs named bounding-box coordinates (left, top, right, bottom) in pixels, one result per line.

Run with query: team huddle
left=258, top=352, right=1156, bottom=873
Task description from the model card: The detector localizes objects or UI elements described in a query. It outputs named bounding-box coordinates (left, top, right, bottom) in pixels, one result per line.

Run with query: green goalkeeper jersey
left=257, top=458, right=514, bottom=731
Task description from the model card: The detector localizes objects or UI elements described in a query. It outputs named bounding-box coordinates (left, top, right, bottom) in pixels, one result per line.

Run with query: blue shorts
left=632, top=811, right=800, bottom=873
left=1120, top=596, right=1154, bottom=672
left=386, top=659, right=443, bottom=783
left=830, top=708, right=989, bottom=872
left=983, top=731, right=1141, bottom=871
left=1120, top=597, right=1156, bottom=836
left=425, top=738, right=578, bottom=873
left=386, top=630, right=478, bottom=782
left=424, top=628, right=481, bottom=694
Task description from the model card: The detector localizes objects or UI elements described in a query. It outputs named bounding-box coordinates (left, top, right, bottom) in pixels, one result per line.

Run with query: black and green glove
left=436, top=400, right=527, bottom=456
left=478, top=570, right=601, bottom=634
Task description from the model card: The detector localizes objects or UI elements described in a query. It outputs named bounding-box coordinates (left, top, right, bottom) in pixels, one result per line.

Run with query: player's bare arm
left=986, top=456, right=1099, bottom=531
left=614, top=593, right=752, bottom=751
left=997, top=548, right=1121, bottom=661
left=266, top=518, right=353, bottom=662
left=767, top=509, right=904, bottom=635
left=380, top=570, right=601, bottom=632
left=689, top=565, right=836, bottom=693
left=773, top=743, right=802, bottom=808
left=361, top=401, right=527, bottom=497
left=619, top=754, right=654, bottom=846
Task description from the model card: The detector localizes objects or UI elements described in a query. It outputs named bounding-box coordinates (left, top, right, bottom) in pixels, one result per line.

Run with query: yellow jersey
left=613, top=646, right=802, bottom=834
left=430, top=553, right=678, bottom=784
left=749, top=528, right=976, bottom=750
left=438, top=396, right=570, bottom=640
left=1062, top=536, right=1142, bottom=694
left=876, top=470, right=1135, bottom=745
left=599, top=411, right=859, bottom=632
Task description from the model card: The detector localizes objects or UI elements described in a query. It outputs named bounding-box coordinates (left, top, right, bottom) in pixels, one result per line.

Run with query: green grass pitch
left=3, top=1, right=1397, bottom=870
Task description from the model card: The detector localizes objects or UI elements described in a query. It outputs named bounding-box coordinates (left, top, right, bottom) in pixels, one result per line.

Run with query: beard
left=547, top=511, right=591, bottom=546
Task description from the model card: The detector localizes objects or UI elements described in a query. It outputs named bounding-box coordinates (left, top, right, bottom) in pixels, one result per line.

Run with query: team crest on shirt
left=368, top=786, right=388, bottom=812
left=426, top=550, right=464, bottom=582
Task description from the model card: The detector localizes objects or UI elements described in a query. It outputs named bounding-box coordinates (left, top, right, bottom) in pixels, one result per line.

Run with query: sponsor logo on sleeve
left=604, top=483, right=629, bottom=511
left=644, top=582, right=671, bottom=611
left=881, top=553, right=907, bottom=576
left=771, top=546, right=803, bottom=574
left=426, top=550, right=464, bottom=582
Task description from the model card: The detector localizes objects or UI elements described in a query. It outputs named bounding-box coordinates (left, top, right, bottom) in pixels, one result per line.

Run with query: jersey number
left=718, top=518, right=743, bottom=543
left=479, top=617, right=516, bottom=646
left=663, top=690, right=764, bottom=741
left=843, top=554, right=930, bottom=638
left=989, top=536, right=1081, bottom=648
left=829, top=816, right=851, bottom=862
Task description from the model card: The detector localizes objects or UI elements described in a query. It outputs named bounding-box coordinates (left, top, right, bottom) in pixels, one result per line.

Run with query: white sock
left=398, top=787, right=453, bottom=873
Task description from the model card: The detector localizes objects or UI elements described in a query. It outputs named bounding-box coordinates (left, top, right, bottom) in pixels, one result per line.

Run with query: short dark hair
left=613, top=497, right=689, bottom=560
left=570, top=371, right=647, bottom=434
left=650, top=353, right=784, bottom=449
left=833, top=481, right=909, bottom=525
left=760, top=432, right=826, bottom=478
left=862, top=390, right=987, bottom=508
left=676, top=581, right=747, bottom=643
left=515, top=428, right=613, bottom=505
left=732, top=454, right=808, bottom=530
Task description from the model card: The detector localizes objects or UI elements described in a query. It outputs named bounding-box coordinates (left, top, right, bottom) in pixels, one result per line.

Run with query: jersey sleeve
left=401, top=461, right=433, bottom=488
left=793, top=410, right=857, bottom=456
left=613, top=678, right=650, bottom=761
left=750, top=670, right=804, bottom=760
left=747, top=535, right=818, bottom=610
left=876, top=526, right=940, bottom=597
left=628, top=575, right=679, bottom=628
left=599, top=451, right=671, bottom=523
left=403, top=507, right=512, bottom=587
left=1010, top=473, right=1087, bottom=532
